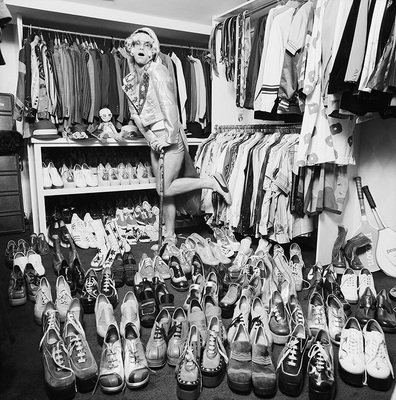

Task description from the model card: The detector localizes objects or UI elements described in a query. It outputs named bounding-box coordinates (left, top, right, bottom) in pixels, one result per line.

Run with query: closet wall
left=211, top=0, right=396, bottom=263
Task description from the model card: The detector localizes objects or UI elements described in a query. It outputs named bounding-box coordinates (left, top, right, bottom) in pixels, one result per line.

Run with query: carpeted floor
left=1, top=224, right=395, bottom=400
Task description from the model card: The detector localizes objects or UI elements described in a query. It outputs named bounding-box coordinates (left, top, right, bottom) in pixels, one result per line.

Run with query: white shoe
left=62, top=169, right=76, bottom=188
left=48, top=162, right=63, bottom=188
left=136, top=162, right=149, bottom=184
left=55, top=275, right=73, bottom=322
left=363, top=319, right=394, bottom=390
left=82, top=163, right=98, bottom=187
left=340, top=267, right=358, bottom=304
left=338, top=317, right=365, bottom=386
left=42, top=162, right=52, bottom=189
left=74, top=165, right=87, bottom=188
left=358, top=268, right=376, bottom=299
left=27, top=249, right=45, bottom=276
left=70, top=213, right=90, bottom=249
left=91, top=244, right=109, bottom=271
left=34, top=277, right=53, bottom=325
left=83, top=213, right=98, bottom=249
left=144, top=161, right=156, bottom=183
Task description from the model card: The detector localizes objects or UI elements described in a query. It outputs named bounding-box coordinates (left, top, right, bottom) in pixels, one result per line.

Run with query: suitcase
left=0, top=92, right=15, bottom=131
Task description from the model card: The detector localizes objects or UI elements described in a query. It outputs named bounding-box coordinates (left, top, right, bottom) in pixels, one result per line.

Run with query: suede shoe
left=145, top=308, right=171, bottom=368
left=99, top=324, right=124, bottom=394
left=307, top=329, right=336, bottom=400
left=277, top=324, right=310, bottom=397
left=63, top=310, right=98, bottom=393
left=227, top=322, right=252, bottom=393
left=338, top=317, right=365, bottom=387
left=307, top=291, right=327, bottom=337
left=363, top=319, right=394, bottom=391
left=251, top=323, right=276, bottom=398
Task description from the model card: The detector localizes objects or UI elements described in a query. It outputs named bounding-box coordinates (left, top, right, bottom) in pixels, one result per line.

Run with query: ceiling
left=6, top=0, right=246, bottom=48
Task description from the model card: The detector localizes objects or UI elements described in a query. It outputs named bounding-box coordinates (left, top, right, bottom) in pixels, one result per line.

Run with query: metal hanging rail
left=22, top=24, right=209, bottom=52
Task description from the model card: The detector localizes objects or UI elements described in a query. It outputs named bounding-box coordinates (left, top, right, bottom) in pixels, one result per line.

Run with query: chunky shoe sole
left=177, top=383, right=201, bottom=400
left=278, top=376, right=304, bottom=397
left=309, top=385, right=336, bottom=400
left=367, top=372, right=393, bottom=391
left=147, top=357, right=166, bottom=369
left=253, top=384, right=277, bottom=398
left=227, top=375, right=251, bottom=393
left=338, top=362, right=364, bottom=387
left=9, top=297, right=27, bottom=306
left=126, top=373, right=150, bottom=389
left=45, top=380, right=75, bottom=400
left=202, top=362, right=226, bottom=388
left=76, top=374, right=98, bottom=393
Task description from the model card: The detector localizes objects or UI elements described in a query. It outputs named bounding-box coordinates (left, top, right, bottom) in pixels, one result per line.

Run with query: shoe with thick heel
left=338, top=317, right=365, bottom=387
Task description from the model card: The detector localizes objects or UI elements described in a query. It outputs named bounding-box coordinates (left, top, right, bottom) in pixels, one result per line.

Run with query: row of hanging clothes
left=195, top=123, right=325, bottom=243
left=14, top=26, right=212, bottom=138
left=209, top=0, right=396, bottom=168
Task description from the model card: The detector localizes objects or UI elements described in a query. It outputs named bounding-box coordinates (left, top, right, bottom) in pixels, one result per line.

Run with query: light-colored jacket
left=122, top=60, right=179, bottom=144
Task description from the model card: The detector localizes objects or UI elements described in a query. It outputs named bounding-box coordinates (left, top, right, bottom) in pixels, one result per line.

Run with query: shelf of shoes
left=28, top=137, right=206, bottom=236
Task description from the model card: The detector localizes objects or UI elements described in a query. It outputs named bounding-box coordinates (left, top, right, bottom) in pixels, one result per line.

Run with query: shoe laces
left=26, top=270, right=40, bottom=286
left=291, top=305, right=305, bottom=326
left=312, top=305, right=326, bottom=326
left=358, top=274, right=373, bottom=292
left=14, top=274, right=25, bottom=290
left=308, top=343, right=329, bottom=373
left=331, top=308, right=346, bottom=329
left=37, top=287, right=52, bottom=306
left=102, top=272, right=114, bottom=292
left=341, top=330, right=363, bottom=358
left=289, top=262, right=302, bottom=280
left=206, top=330, right=228, bottom=363
left=277, top=337, right=299, bottom=369
left=365, top=332, right=392, bottom=371
left=270, top=304, right=284, bottom=323
left=52, top=341, right=73, bottom=372
left=103, top=342, right=120, bottom=370
left=68, top=333, right=87, bottom=363
left=84, top=276, right=98, bottom=295
left=173, top=322, right=183, bottom=339
left=126, top=339, right=140, bottom=365
left=57, top=289, right=72, bottom=305
left=229, top=313, right=245, bottom=330
left=153, top=323, right=166, bottom=341
left=341, top=274, right=356, bottom=289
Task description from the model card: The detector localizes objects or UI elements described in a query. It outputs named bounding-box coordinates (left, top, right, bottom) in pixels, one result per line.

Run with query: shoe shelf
left=28, top=137, right=206, bottom=236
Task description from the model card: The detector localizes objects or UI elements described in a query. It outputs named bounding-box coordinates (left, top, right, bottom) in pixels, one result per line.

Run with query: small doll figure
left=97, top=107, right=122, bottom=141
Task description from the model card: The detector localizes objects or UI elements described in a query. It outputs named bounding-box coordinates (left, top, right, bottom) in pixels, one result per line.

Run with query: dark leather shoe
left=376, top=289, right=396, bottom=333
left=153, top=276, right=174, bottom=314
left=355, top=286, right=376, bottom=326
left=191, top=251, right=205, bottom=279
left=111, top=252, right=125, bottom=288
left=323, top=273, right=351, bottom=316
left=59, top=260, right=76, bottom=296
left=80, top=268, right=99, bottom=314
left=123, top=250, right=137, bottom=286
left=135, top=276, right=158, bottom=328
left=169, top=255, right=188, bottom=292
left=71, top=257, right=86, bottom=294
left=269, top=290, right=290, bottom=344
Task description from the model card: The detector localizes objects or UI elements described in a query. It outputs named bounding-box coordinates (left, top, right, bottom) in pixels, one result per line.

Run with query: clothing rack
left=214, top=123, right=301, bottom=134
left=22, top=24, right=209, bottom=52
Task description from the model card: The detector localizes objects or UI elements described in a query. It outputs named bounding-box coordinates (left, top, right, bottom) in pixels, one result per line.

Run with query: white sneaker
left=109, top=168, right=120, bottom=186
left=34, top=277, right=53, bottom=325
left=358, top=268, right=377, bottom=299
left=98, top=168, right=111, bottom=186
left=70, top=213, right=90, bottom=249
left=340, top=267, right=358, bottom=304
left=129, top=166, right=140, bottom=185
left=27, top=249, right=45, bottom=276
left=48, top=162, right=63, bottom=188
left=338, top=317, right=365, bottom=387
left=62, top=169, right=76, bottom=188
left=91, top=244, right=109, bottom=271
left=42, top=162, right=52, bottom=189
left=363, top=319, right=394, bottom=390
left=55, top=275, right=73, bottom=322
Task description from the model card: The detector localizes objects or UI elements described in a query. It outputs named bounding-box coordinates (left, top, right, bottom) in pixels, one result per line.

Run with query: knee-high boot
left=332, top=225, right=347, bottom=274
left=344, top=232, right=372, bottom=271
